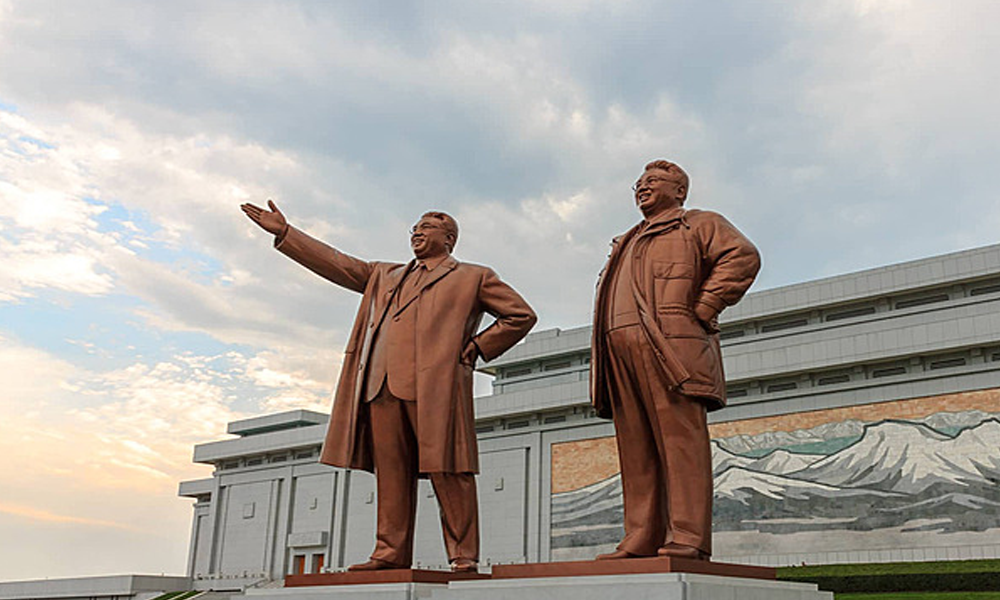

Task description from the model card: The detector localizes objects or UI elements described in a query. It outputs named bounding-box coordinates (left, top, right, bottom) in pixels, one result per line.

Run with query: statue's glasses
left=632, top=176, right=672, bottom=192
left=409, top=222, right=446, bottom=235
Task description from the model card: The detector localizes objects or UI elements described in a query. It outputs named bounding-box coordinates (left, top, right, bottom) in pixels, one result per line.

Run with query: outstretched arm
left=240, top=199, right=374, bottom=293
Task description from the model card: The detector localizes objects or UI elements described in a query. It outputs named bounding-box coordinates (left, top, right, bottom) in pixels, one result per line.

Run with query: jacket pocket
left=656, top=308, right=708, bottom=339
left=652, top=261, right=695, bottom=308
left=665, top=335, right=717, bottom=386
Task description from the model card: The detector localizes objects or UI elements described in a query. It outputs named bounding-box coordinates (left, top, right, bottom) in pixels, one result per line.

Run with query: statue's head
left=410, top=211, right=459, bottom=258
left=634, top=160, right=689, bottom=216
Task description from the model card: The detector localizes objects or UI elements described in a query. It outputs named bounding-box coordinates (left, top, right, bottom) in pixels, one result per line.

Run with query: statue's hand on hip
left=694, top=302, right=720, bottom=334
left=460, top=341, right=479, bottom=367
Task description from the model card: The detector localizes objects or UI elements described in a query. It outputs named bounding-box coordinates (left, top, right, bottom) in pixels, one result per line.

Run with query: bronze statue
left=241, top=201, right=537, bottom=572
left=591, top=160, right=760, bottom=561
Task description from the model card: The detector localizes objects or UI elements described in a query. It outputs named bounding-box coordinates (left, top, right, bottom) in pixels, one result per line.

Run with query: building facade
left=180, top=244, right=1000, bottom=583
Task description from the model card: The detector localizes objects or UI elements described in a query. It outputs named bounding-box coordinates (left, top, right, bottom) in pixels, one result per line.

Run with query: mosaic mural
left=550, top=390, right=1000, bottom=560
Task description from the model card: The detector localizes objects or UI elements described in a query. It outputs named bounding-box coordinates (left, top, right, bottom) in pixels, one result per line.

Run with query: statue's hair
left=644, top=159, right=690, bottom=204
left=420, top=211, right=459, bottom=251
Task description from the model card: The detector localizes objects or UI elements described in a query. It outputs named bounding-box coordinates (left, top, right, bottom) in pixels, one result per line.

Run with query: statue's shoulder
left=682, top=208, right=720, bottom=221
left=454, top=260, right=490, bottom=274
left=683, top=208, right=732, bottom=228
left=612, top=221, right=643, bottom=244
left=371, top=261, right=408, bottom=277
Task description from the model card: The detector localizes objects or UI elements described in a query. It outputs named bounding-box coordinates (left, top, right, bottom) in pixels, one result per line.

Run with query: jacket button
left=369, top=323, right=374, bottom=328
left=393, top=316, right=400, bottom=322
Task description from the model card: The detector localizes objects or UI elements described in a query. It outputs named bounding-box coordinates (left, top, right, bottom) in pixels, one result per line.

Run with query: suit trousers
left=368, top=386, right=479, bottom=565
left=605, top=325, right=713, bottom=556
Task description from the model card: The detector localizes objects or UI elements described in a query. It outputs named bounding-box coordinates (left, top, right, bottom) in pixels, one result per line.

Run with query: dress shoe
left=657, top=543, right=709, bottom=561
left=450, top=557, right=479, bottom=573
left=347, top=558, right=409, bottom=571
left=595, top=549, right=646, bottom=560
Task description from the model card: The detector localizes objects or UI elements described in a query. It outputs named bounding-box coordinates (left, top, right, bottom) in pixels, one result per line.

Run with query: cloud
left=0, top=503, right=135, bottom=530
left=0, top=333, right=333, bottom=578
left=1, top=102, right=356, bottom=349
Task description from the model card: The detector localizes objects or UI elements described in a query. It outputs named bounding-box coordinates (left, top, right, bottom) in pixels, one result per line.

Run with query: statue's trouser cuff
left=605, top=326, right=713, bottom=556
left=369, top=388, right=479, bottom=565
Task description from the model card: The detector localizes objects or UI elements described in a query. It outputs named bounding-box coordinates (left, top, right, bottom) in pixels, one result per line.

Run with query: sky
left=2, top=0, right=999, bottom=581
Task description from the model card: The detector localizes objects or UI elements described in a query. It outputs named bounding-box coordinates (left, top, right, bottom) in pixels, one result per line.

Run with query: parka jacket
left=591, top=207, right=760, bottom=418
left=277, top=226, right=537, bottom=474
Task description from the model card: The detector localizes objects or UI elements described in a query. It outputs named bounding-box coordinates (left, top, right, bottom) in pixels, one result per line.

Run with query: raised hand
left=241, top=199, right=288, bottom=236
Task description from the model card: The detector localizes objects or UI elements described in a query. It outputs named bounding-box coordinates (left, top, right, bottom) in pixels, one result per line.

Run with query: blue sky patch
left=0, top=291, right=246, bottom=375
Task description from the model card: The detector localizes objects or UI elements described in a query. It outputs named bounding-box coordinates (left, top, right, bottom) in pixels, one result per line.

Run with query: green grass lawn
left=837, top=593, right=1000, bottom=600
left=781, top=559, right=1000, bottom=578
left=779, top=559, right=1000, bottom=595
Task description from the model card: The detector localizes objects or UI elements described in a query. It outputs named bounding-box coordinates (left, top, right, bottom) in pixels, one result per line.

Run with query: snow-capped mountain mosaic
left=550, top=406, right=1000, bottom=560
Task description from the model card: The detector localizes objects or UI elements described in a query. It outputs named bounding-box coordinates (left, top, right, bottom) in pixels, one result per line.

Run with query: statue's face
left=409, top=217, right=452, bottom=259
left=634, top=168, right=685, bottom=216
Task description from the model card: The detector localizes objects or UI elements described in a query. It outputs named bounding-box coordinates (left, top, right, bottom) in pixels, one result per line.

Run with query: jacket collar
left=414, top=254, right=450, bottom=272
left=642, top=205, right=685, bottom=228
left=393, top=255, right=458, bottom=315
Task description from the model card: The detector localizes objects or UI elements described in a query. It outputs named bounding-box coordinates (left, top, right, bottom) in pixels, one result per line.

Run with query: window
left=543, top=361, right=572, bottom=371
left=726, top=388, right=749, bottom=398
left=543, top=415, right=566, bottom=424
left=895, top=293, right=949, bottom=310
left=872, top=366, right=906, bottom=378
left=817, top=374, right=851, bottom=386
left=506, top=367, right=533, bottom=378
left=311, top=554, right=325, bottom=574
left=506, top=420, right=530, bottom=429
left=825, top=306, right=876, bottom=322
left=929, top=357, right=966, bottom=370
left=760, top=318, right=809, bottom=333
left=719, top=329, right=745, bottom=340
left=970, top=282, right=1000, bottom=296
left=765, top=382, right=797, bottom=393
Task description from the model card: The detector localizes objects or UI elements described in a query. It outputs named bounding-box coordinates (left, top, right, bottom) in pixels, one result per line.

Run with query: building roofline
left=227, top=409, right=328, bottom=437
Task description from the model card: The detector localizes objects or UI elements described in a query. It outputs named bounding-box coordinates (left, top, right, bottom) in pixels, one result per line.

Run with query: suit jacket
left=591, top=207, right=760, bottom=418
left=277, top=226, right=537, bottom=474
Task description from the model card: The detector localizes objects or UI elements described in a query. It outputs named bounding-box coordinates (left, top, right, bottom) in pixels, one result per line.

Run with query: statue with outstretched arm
left=241, top=200, right=537, bottom=572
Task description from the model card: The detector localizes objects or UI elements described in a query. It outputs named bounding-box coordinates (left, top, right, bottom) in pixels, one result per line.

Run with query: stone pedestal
left=263, top=569, right=486, bottom=600
left=285, top=569, right=487, bottom=586
left=247, top=582, right=440, bottom=600
left=247, top=560, right=832, bottom=599
left=460, top=558, right=829, bottom=599
left=491, top=556, right=775, bottom=580
left=450, top=572, right=832, bottom=600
